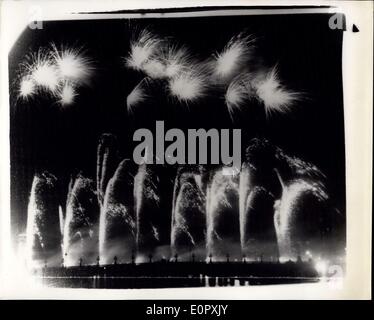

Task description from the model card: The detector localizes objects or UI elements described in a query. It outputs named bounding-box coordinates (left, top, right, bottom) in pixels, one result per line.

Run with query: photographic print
left=5, top=5, right=350, bottom=291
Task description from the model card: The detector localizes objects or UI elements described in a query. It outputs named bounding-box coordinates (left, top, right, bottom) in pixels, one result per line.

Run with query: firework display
left=17, top=44, right=94, bottom=106
left=9, top=9, right=346, bottom=289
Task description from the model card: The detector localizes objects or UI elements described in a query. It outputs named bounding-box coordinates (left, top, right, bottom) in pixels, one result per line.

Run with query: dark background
left=9, top=12, right=345, bottom=239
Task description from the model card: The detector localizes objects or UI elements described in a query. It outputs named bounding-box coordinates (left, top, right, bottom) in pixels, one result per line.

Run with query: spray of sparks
left=162, top=45, right=193, bottom=78
left=17, top=44, right=94, bottom=106
left=254, top=66, right=301, bottom=117
left=126, top=78, right=150, bottom=114
left=58, top=82, right=77, bottom=106
left=225, top=74, right=254, bottom=121
left=51, top=44, right=94, bottom=85
left=19, top=76, right=36, bottom=99
left=168, top=67, right=208, bottom=104
left=29, top=52, right=59, bottom=93
left=126, top=30, right=163, bottom=71
left=213, top=33, right=255, bottom=83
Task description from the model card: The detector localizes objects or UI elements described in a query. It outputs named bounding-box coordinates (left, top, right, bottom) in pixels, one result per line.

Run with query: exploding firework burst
left=18, top=76, right=36, bottom=99
left=125, top=29, right=164, bottom=71
left=126, top=78, right=150, bottom=114
left=168, top=66, right=209, bottom=104
left=254, top=66, right=301, bottom=117
left=142, top=59, right=167, bottom=79
left=51, top=44, right=94, bottom=85
left=22, top=49, right=60, bottom=93
left=17, top=44, right=94, bottom=105
left=162, top=45, right=194, bottom=78
left=212, top=33, right=255, bottom=83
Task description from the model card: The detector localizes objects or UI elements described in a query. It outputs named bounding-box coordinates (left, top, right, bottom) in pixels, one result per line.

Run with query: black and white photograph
left=0, top=1, right=372, bottom=300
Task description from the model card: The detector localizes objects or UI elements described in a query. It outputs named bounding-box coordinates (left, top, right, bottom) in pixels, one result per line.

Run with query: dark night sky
left=9, top=12, right=345, bottom=236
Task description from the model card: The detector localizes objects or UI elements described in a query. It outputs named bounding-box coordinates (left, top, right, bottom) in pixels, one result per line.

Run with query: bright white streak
left=126, top=78, right=149, bottom=114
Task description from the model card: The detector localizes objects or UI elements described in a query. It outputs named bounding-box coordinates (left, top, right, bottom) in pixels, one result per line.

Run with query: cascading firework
left=63, top=174, right=100, bottom=266
left=171, top=166, right=206, bottom=259
left=274, top=179, right=329, bottom=261
left=134, top=163, right=163, bottom=260
left=241, top=186, right=278, bottom=261
left=26, top=172, right=61, bottom=268
left=206, top=167, right=241, bottom=260
left=99, top=159, right=137, bottom=264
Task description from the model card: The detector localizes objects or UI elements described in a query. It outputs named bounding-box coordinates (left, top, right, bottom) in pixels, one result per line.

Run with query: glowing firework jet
left=225, top=74, right=254, bottom=121
left=132, top=159, right=175, bottom=262
left=96, top=133, right=119, bottom=206
left=99, top=159, right=137, bottom=264
left=134, top=164, right=167, bottom=261
left=26, top=172, right=61, bottom=268
left=254, top=66, right=301, bottom=117
left=274, top=179, right=328, bottom=261
left=126, top=77, right=150, bottom=114
left=63, top=174, right=100, bottom=266
left=171, top=166, right=206, bottom=259
left=241, top=186, right=278, bottom=260
left=212, top=33, right=255, bottom=84
left=206, top=167, right=241, bottom=260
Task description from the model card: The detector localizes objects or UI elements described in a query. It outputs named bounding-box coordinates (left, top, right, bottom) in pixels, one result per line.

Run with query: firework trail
left=17, top=44, right=94, bottom=106
left=171, top=166, right=206, bottom=258
left=206, top=167, right=241, bottom=260
left=26, top=172, right=61, bottom=268
left=99, top=159, right=137, bottom=264
left=253, top=66, right=301, bottom=117
left=96, top=133, right=119, bottom=206
left=225, top=73, right=255, bottom=121
left=212, top=33, right=256, bottom=84
left=134, top=164, right=163, bottom=260
left=63, top=174, right=100, bottom=266
left=126, top=77, right=151, bottom=114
